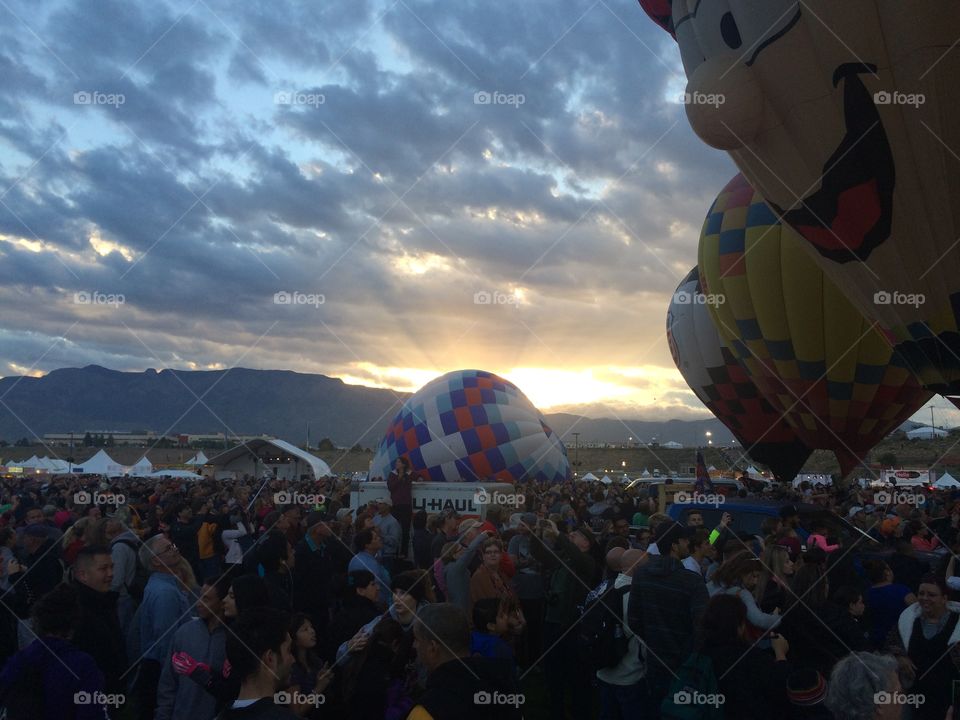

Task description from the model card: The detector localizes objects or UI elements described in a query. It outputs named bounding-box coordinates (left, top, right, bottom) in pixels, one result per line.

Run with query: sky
left=0, top=0, right=953, bottom=428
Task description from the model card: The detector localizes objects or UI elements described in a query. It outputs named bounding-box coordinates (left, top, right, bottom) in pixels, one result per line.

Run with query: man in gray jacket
left=155, top=577, right=230, bottom=720
left=106, top=517, right=140, bottom=636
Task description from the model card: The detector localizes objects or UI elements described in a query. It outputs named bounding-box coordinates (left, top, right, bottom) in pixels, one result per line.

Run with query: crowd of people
left=0, top=460, right=957, bottom=719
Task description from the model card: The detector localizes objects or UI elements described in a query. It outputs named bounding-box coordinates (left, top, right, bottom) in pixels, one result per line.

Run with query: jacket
left=70, top=581, right=127, bottom=695
left=0, top=636, right=108, bottom=720
left=406, top=656, right=522, bottom=720
left=530, top=532, right=598, bottom=625
left=216, top=697, right=297, bottom=719
left=627, top=554, right=708, bottom=672
left=137, top=572, right=191, bottom=663
left=109, top=530, right=139, bottom=597
left=387, top=471, right=413, bottom=506
left=443, top=533, right=486, bottom=611
left=155, top=618, right=227, bottom=720
left=703, top=641, right=790, bottom=719
left=888, top=601, right=960, bottom=673
left=323, top=596, right=381, bottom=663
left=292, top=534, right=333, bottom=619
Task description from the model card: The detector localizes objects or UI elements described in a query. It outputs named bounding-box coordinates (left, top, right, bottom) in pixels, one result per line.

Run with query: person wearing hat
left=627, top=521, right=707, bottom=708
left=373, top=496, right=403, bottom=574
left=785, top=669, right=831, bottom=719
left=529, top=518, right=599, bottom=720
left=291, top=511, right=335, bottom=636
left=430, top=508, right=462, bottom=561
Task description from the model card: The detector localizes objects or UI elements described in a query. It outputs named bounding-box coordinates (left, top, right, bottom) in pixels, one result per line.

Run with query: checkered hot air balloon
left=698, top=174, right=932, bottom=478
left=369, top=370, right=571, bottom=484
left=667, top=267, right=811, bottom=481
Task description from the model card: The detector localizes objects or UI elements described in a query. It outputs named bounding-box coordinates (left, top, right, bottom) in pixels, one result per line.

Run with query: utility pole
left=572, top=432, right=580, bottom=470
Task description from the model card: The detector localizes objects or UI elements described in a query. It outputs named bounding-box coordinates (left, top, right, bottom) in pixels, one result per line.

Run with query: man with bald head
left=595, top=547, right=647, bottom=717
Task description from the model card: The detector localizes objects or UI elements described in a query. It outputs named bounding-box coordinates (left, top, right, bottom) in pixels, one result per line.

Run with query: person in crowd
left=387, top=457, right=415, bottom=563
left=5, top=522, right=64, bottom=648
left=530, top=518, right=599, bottom=719
left=824, top=652, right=904, bottom=720
left=169, top=503, right=202, bottom=578
left=781, top=563, right=848, bottom=673
left=864, top=559, right=917, bottom=648
left=407, top=603, right=523, bottom=720
left=221, top=510, right=252, bottom=572
left=373, top=498, right=403, bottom=573
left=469, top=538, right=516, bottom=612
left=106, top=516, right=141, bottom=634
left=439, top=526, right=489, bottom=611
left=885, top=574, right=960, bottom=720
left=778, top=505, right=807, bottom=557
left=595, top=548, right=646, bottom=720
left=61, top=516, right=92, bottom=565
left=784, top=668, right=832, bottom=720
left=825, top=585, right=870, bottom=654
left=0, top=528, right=15, bottom=592
left=506, top=514, right=544, bottom=667
left=710, top=554, right=782, bottom=635
left=470, top=598, right=515, bottom=670
left=908, top=521, right=943, bottom=553
left=218, top=608, right=298, bottom=720
left=887, top=538, right=928, bottom=594
left=286, top=613, right=332, bottom=709
left=627, top=520, right=707, bottom=708
left=430, top=509, right=461, bottom=561
left=156, top=576, right=230, bottom=720
left=69, top=545, right=127, bottom=705
left=341, top=617, right=415, bottom=720
left=411, top=510, right=434, bottom=570
left=133, top=533, right=192, bottom=718
left=756, top=542, right=795, bottom=613
left=292, top=511, right=334, bottom=635
left=681, top=528, right=714, bottom=578
left=196, top=504, right=223, bottom=580
left=0, top=584, right=111, bottom=720
left=685, top=509, right=704, bottom=528
left=254, top=530, right=294, bottom=611
left=324, top=570, right=382, bottom=663
left=806, top=521, right=840, bottom=554
left=348, top=528, right=391, bottom=606
left=697, top=594, right=790, bottom=719
left=224, top=574, right=272, bottom=621
left=337, top=570, right=429, bottom=664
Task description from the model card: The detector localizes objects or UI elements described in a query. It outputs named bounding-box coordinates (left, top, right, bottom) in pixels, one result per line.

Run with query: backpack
left=660, top=653, right=724, bottom=720
left=114, top=538, right=150, bottom=603
left=578, top=582, right=631, bottom=671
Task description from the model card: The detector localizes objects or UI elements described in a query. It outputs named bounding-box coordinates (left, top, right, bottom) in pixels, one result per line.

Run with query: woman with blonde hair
left=756, top=542, right=795, bottom=613
left=61, top=516, right=91, bottom=566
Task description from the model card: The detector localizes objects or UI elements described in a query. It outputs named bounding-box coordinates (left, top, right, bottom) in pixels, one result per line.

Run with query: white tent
left=600, top=475, right=613, bottom=485
left=207, top=438, right=332, bottom=481
left=640, top=468, right=651, bottom=478
left=185, top=451, right=208, bottom=466
left=73, top=449, right=123, bottom=475
left=127, top=456, right=153, bottom=475
left=935, top=472, right=960, bottom=488
left=662, top=441, right=683, bottom=449
left=745, top=465, right=764, bottom=479
left=15, top=455, right=40, bottom=468
left=907, top=426, right=949, bottom=440
left=707, top=465, right=717, bottom=472
left=45, top=458, right=71, bottom=473
left=580, top=472, right=599, bottom=482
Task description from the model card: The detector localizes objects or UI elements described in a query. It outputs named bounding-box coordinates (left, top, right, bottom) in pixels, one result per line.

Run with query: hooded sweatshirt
left=155, top=617, right=227, bottom=720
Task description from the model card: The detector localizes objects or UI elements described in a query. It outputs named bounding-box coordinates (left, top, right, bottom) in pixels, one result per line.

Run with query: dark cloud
left=0, top=0, right=748, bottom=418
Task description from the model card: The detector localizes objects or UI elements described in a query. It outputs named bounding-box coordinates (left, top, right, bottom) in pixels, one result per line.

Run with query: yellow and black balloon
left=638, top=0, right=960, bottom=398
left=698, top=174, right=932, bottom=478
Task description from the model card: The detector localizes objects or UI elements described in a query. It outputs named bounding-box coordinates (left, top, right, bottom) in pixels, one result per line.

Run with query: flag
left=695, top=449, right=713, bottom=493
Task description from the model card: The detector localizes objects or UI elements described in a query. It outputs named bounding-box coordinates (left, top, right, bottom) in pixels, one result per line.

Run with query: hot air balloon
left=667, top=267, right=812, bottom=480
left=637, top=1, right=960, bottom=398
left=698, top=174, right=932, bottom=477
left=369, top=369, right=570, bottom=484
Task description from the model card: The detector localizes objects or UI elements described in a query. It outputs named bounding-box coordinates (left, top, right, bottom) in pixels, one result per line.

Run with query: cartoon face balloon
left=667, top=267, right=812, bottom=480
left=639, top=1, right=960, bottom=395
left=699, top=174, right=932, bottom=478
left=369, top=369, right=571, bottom=484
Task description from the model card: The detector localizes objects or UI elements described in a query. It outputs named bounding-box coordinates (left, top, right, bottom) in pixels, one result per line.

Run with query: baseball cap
left=847, top=506, right=864, bottom=518
left=305, top=510, right=332, bottom=529
left=376, top=497, right=393, bottom=507
left=786, top=669, right=827, bottom=706
left=336, top=508, right=354, bottom=521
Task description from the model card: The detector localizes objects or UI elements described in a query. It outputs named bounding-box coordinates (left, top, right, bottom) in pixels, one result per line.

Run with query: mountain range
left=0, top=365, right=924, bottom=449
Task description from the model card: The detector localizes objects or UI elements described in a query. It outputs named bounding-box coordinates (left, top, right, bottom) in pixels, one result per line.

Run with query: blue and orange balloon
left=370, top=369, right=570, bottom=484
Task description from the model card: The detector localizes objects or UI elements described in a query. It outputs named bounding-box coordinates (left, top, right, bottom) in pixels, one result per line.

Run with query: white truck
left=349, top=481, right=519, bottom=519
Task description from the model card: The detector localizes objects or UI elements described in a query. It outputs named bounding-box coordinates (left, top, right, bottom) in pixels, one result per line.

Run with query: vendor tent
left=73, top=450, right=123, bottom=475
left=185, top=452, right=208, bottom=466
left=934, top=472, right=960, bottom=488
left=146, top=469, right=202, bottom=479
left=580, top=472, right=599, bottom=482
left=127, top=456, right=153, bottom=475
left=600, top=475, right=613, bottom=485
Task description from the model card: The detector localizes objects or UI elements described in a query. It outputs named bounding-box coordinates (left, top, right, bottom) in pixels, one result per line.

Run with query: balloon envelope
left=667, top=267, right=812, bottom=480
left=638, top=0, right=960, bottom=396
left=370, top=369, right=571, bottom=484
left=698, top=174, right=932, bottom=477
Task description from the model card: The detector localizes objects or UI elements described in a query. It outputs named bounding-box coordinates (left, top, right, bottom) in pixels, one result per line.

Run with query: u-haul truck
left=350, top=481, right=518, bottom=519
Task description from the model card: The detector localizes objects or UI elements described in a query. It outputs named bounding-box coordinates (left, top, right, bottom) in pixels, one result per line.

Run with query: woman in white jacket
left=709, top=554, right=781, bottom=633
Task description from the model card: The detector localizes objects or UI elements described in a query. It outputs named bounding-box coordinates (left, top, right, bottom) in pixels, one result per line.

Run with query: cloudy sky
left=0, top=0, right=951, bottom=426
